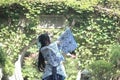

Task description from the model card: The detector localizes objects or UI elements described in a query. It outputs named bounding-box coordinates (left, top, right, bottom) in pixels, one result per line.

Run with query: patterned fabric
left=41, top=42, right=66, bottom=79
left=58, top=27, right=77, bottom=53
left=40, top=28, right=77, bottom=79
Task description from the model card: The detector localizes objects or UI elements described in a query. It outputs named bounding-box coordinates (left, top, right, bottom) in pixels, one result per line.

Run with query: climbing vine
left=0, top=0, right=120, bottom=80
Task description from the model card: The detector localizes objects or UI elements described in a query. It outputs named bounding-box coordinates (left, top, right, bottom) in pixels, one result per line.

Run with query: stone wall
left=37, top=15, right=67, bottom=28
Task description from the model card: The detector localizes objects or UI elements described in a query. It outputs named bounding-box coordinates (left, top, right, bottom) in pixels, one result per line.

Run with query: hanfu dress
left=40, top=28, right=78, bottom=80
left=41, top=42, right=66, bottom=80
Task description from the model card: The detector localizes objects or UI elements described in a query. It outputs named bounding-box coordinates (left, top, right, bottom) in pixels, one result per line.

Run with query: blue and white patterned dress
left=40, top=27, right=77, bottom=79
left=41, top=42, right=66, bottom=79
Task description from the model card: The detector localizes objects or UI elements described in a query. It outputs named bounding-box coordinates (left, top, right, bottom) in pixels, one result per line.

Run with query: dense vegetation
left=0, top=0, right=120, bottom=80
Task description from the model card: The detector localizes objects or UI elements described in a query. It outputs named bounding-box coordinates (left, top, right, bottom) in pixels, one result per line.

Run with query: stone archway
left=8, top=15, right=68, bottom=80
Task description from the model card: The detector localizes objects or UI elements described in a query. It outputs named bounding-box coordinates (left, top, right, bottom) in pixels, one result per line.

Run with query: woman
left=37, top=33, right=76, bottom=80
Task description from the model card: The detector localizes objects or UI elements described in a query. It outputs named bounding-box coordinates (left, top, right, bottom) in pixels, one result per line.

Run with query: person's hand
left=70, top=54, right=76, bottom=59
left=66, top=53, right=76, bottom=59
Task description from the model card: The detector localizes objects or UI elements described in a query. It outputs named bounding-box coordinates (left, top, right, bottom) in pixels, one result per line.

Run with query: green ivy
left=0, top=0, right=120, bottom=79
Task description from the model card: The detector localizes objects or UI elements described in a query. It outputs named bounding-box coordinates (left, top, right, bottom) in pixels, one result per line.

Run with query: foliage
left=22, top=53, right=42, bottom=80
left=72, top=12, right=120, bottom=68
left=110, top=44, right=120, bottom=69
left=0, top=45, right=14, bottom=76
left=0, top=14, right=38, bottom=76
left=89, top=60, right=113, bottom=80
left=0, top=0, right=19, bottom=5
left=0, top=0, right=120, bottom=80
left=0, top=46, right=6, bottom=67
left=64, top=57, right=79, bottom=80
left=3, top=58, right=14, bottom=76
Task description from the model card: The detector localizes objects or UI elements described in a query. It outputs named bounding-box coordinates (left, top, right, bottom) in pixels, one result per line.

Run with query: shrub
left=110, top=44, right=120, bottom=69
left=89, top=60, right=113, bottom=80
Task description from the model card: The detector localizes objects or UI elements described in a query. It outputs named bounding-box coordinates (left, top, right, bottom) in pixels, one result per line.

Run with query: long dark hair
left=38, top=33, right=50, bottom=71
